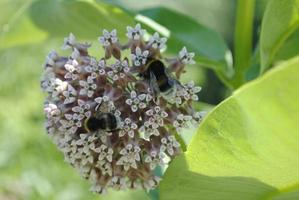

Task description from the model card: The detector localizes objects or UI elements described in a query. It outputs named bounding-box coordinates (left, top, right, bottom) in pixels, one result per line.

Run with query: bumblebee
left=143, top=59, right=181, bottom=101
left=84, top=102, right=120, bottom=133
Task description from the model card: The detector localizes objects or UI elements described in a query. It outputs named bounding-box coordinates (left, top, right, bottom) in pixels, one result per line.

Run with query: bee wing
left=149, top=71, right=160, bottom=96
left=164, top=67, right=183, bottom=90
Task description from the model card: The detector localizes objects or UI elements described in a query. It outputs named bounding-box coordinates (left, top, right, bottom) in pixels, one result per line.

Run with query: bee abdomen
left=85, top=117, right=102, bottom=132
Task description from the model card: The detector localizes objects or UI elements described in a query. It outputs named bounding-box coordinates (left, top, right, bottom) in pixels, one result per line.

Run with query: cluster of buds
left=41, top=23, right=204, bottom=194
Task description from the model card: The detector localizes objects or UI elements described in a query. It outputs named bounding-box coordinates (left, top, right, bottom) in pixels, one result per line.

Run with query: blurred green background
left=0, top=0, right=272, bottom=199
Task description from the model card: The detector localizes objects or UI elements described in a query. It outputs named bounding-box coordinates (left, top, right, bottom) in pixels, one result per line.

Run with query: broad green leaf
left=260, top=0, right=299, bottom=72
left=138, top=7, right=233, bottom=80
left=160, top=56, right=299, bottom=200
left=0, top=0, right=134, bottom=49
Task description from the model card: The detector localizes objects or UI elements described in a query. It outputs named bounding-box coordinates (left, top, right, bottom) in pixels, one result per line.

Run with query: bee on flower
left=41, top=23, right=204, bottom=194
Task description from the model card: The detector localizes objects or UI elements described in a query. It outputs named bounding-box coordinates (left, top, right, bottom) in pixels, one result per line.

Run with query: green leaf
left=160, top=56, right=299, bottom=200
left=260, top=0, right=299, bottom=72
left=138, top=7, right=233, bottom=87
left=274, top=28, right=299, bottom=62
left=0, top=0, right=134, bottom=49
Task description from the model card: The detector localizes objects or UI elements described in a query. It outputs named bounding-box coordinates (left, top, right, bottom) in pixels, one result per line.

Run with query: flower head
left=148, top=32, right=167, bottom=49
left=41, top=24, right=204, bottom=194
left=79, top=76, right=97, bottom=97
left=160, top=135, right=180, bottom=156
left=116, top=144, right=141, bottom=171
left=62, top=33, right=76, bottom=49
left=131, top=47, right=149, bottom=66
left=85, top=59, right=106, bottom=78
left=179, top=46, right=195, bottom=64
left=119, top=118, right=138, bottom=137
left=126, top=23, right=145, bottom=40
left=64, top=59, right=81, bottom=80
left=99, top=29, right=118, bottom=47
left=107, top=60, right=130, bottom=81
left=125, top=91, right=152, bottom=112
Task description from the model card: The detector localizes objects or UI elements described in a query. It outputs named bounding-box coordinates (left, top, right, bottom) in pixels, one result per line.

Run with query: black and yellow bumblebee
left=142, top=58, right=181, bottom=101
left=84, top=102, right=120, bottom=133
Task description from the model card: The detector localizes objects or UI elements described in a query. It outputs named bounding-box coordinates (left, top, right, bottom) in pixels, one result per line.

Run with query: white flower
left=126, top=23, right=145, bottom=40
left=90, top=184, right=107, bottom=194
left=173, top=114, right=193, bottom=132
left=97, top=144, right=113, bottom=162
left=145, top=106, right=168, bottom=126
left=178, top=46, right=195, bottom=64
left=63, top=134, right=99, bottom=169
left=116, top=144, right=141, bottom=171
left=131, top=47, right=149, bottom=66
left=143, top=176, right=161, bottom=192
left=85, top=59, right=106, bottom=78
left=98, top=29, right=118, bottom=47
left=107, top=176, right=127, bottom=190
left=119, top=118, right=138, bottom=137
left=52, top=78, right=68, bottom=98
left=72, top=99, right=91, bottom=119
left=41, top=75, right=57, bottom=95
left=79, top=76, right=97, bottom=97
left=59, top=113, right=84, bottom=135
left=192, top=111, right=206, bottom=125
left=144, top=150, right=165, bottom=170
left=148, top=32, right=167, bottom=49
left=107, top=60, right=130, bottom=81
left=64, top=59, right=81, bottom=80
left=44, top=103, right=61, bottom=122
left=140, top=106, right=168, bottom=138
left=160, top=135, right=180, bottom=156
left=41, top=68, right=56, bottom=93
left=182, top=81, right=201, bottom=101
left=95, top=144, right=114, bottom=176
left=62, top=33, right=76, bottom=49
left=71, top=48, right=80, bottom=60
left=44, top=50, right=58, bottom=67
left=62, top=84, right=77, bottom=104
left=125, top=91, right=152, bottom=112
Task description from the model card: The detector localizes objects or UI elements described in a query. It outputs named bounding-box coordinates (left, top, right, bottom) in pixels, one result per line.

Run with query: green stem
left=174, top=132, right=187, bottom=152
left=233, top=0, right=255, bottom=88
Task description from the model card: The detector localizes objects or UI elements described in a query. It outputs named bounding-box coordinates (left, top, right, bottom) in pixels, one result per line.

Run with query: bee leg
left=95, top=101, right=103, bottom=112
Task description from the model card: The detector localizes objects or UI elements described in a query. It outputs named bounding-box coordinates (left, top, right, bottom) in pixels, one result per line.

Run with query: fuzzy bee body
left=143, top=59, right=180, bottom=100
left=84, top=102, right=120, bottom=133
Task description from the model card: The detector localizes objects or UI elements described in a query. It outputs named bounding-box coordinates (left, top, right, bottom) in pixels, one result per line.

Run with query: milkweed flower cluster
left=41, top=24, right=204, bottom=194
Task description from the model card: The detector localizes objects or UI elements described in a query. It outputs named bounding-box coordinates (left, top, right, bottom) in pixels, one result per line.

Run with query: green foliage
left=160, top=56, right=299, bottom=200
left=260, top=0, right=299, bottom=72
left=0, top=0, right=134, bottom=49
left=1, top=0, right=299, bottom=199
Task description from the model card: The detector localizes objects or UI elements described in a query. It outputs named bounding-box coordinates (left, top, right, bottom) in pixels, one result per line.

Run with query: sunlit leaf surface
left=160, top=56, right=299, bottom=200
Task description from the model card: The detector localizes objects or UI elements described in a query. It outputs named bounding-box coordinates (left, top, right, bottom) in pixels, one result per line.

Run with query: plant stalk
left=233, top=0, right=256, bottom=88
